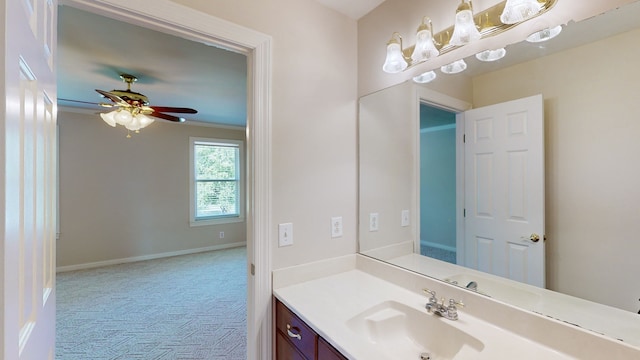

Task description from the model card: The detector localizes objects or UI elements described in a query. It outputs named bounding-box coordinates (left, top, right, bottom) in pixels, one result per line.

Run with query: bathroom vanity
left=275, top=298, right=347, bottom=360
left=273, top=254, right=640, bottom=359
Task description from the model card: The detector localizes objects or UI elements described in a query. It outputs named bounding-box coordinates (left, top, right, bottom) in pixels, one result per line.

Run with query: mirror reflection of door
left=419, top=104, right=457, bottom=264
left=419, top=95, right=545, bottom=287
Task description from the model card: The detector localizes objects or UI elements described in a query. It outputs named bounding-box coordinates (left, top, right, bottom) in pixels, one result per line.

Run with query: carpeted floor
left=56, top=247, right=247, bottom=360
left=420, top=244, right=457, bottom=264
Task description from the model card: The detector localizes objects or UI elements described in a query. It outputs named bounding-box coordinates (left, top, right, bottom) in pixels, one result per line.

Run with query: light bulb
left=449, top=1, right=481, bottom=46
left=100, top=111, right=117, bottom=127
left=500, top=0, right=542, bottom=24
left=125, top=115, right=141, bottom=131
left=382, top=40, right=408, bottom=73
left=475, top=48, right=507, bottom=62
left=411, top=18, right=439, bottom=63
left=526, top=25, right=562, bottom=43
left=413, top=71, right=437, bottom=84
left=115, top=110, right=133, bottom=125
left=441, top=59, right=467, bottom=74
left=136, top=114, right=155, bottom=129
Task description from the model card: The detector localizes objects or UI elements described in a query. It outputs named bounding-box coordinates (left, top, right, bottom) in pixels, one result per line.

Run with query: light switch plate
left=401, top=210, right=410, bottom=227
left=278, top=223, right=293, bottom=247
left=331, top=216, right=343, bottom=238
left=369, top=213, right=379, bottom=232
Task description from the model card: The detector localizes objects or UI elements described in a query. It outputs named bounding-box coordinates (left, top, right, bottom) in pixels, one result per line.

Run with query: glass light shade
left=136, top=114, right=155, bottom=129
left=125, top=115, right=141, bottom=131
left=382, top=41, right=408, bottom=73
left=100, top=111, right=117, bottom=127
left=475, top=48, right=507, bottom=62
left=115, top=109, right=133, bottom=125
left=411, top=18, right=439, bottom=63
left=500, top=0, right=542, bottom=24
left=441, top=59, right=467, bottom=74
left=449, top=5, right=481, bottom=46
left=413, top=71, right=437, bottom=84
left=526, top=25, right=562, bottom=43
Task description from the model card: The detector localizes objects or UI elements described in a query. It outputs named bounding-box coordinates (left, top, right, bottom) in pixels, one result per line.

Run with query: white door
left=463, top=94, right=545, bottom=287
left=3, top=0, right=58, bottom=359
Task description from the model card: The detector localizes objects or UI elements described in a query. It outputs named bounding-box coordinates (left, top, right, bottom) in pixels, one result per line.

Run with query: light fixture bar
left=392, top=0, right=557, bottom=71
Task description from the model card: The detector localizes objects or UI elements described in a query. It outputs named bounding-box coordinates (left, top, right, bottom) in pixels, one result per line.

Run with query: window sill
left=189, top=216, right=245, bottom=227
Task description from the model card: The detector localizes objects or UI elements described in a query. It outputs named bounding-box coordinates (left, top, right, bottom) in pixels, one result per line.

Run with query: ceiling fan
left=95, top=73, right=198, bottom=134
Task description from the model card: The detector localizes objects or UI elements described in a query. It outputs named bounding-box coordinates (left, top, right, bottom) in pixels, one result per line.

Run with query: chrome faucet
left=466, top=281, right=478, bottom=291
left=423, top=289, right=464, bottom=320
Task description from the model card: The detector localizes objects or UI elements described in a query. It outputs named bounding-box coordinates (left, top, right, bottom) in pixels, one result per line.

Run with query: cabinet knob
left=286, top=324, right=302, bottom=340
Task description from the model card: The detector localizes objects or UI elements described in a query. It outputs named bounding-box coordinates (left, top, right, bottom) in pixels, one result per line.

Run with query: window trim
left=189, top=136, right=245, bottom=226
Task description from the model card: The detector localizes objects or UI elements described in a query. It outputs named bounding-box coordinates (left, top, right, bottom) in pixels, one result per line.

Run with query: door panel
left=464, top=94, right=544, bottom=287
left=4, top=0, right=58, bottom=358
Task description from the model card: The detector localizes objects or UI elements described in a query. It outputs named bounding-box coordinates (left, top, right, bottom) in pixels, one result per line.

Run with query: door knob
left=529, top=233, right=540, bottom=242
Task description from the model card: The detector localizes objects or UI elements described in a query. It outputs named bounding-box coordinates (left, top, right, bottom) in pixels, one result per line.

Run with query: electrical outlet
left=219, top=231, right=225, bottom=239
left=331, top=216, right=343, bottom=238
left=401, top=210, right=410, bottom=227
left=278, top=223, right=293, bottom=247
left=369, top=213, right=379, bottom=232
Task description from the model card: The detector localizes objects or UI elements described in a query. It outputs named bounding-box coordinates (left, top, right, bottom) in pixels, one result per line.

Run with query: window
left=189, top=137, right=244, bottom=225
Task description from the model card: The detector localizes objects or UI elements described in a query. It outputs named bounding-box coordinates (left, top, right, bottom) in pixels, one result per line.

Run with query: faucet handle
left=447, top=299, right=464, bottom=320
left=422, top=288, right=437, bottom=300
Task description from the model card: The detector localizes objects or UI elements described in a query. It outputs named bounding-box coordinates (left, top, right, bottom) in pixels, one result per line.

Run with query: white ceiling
left=314, top=0, right=385, bottom=19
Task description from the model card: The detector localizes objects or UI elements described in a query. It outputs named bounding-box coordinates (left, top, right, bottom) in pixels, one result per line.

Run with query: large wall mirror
left=359, top=1, right=640, bottom=347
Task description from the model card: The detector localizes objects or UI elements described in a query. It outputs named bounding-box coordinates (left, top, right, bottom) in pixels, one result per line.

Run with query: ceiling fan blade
left=58, top=98, right=102, bottom=106
left=95, top=89, right=125, bottom=104
left=149, top=106, right=198, bottom=114
left=150, top=111, right=186, bottom=123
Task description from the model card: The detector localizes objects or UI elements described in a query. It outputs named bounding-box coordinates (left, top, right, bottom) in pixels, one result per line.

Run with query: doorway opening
left=419, top=103, right=457, bottom=264
left=54, top=1, right=273, bottom=358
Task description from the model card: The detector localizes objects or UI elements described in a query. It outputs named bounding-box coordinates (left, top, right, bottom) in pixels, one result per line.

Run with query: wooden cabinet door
left=318, top=337, right=348, bottom=360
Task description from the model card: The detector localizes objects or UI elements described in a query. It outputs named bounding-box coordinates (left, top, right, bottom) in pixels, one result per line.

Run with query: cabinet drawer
left=276, top=330, right=307, bottom=360
left=276, top=300, right=317, bottom=358
left=318, top=337, right=348, bottom=360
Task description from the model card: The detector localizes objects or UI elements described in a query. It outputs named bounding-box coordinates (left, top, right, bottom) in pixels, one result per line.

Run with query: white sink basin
left=346, top=300, right=485, bottom=359
left=444, top=274, right=540, bottom=309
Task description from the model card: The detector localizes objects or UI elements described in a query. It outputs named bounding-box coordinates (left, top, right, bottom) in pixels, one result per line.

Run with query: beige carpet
left=56, top=247, right=247, bottom=359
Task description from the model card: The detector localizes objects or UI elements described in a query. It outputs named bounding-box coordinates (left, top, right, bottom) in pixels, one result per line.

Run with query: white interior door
left=3, top=0, right=58, bottom=358
left=464, top=94, right=545, bottom=287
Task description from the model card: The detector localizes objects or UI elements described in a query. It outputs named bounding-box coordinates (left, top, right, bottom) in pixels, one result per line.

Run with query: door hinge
left=250, top=263, right=255, bottom=276
left=463, top=134, right=466, bottom=143
left=463, top=208, right=466, bottom=217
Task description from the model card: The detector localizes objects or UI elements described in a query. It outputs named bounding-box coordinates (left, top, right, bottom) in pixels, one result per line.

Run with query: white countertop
left=273, top=254, right=640, bottom=359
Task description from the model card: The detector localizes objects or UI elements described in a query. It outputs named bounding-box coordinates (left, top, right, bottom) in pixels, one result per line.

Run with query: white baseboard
left=56, top=241, right=247, bottom=273
left=420, top=239, right=456, bottom=253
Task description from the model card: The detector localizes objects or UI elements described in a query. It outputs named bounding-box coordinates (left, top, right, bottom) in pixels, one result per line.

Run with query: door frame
left=414, top=86, right=470, bottom=265
left=58, top=1, right=272, bottom=358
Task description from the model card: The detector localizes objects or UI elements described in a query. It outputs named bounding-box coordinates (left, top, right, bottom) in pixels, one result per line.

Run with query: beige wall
left=57, top=111, right=247, bottom=267
left=472, top=29, right=640, bottom=312
left=169, top=0, right=359, bottom=269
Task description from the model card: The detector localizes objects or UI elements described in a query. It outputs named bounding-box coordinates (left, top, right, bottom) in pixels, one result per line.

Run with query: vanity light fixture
left=413, top=70, right=437, bottom=84
left=500, top=0, right=543, bottom=24
left=411, top=17, right=439, bottom=63
left=382, top=32, right=409, bottom=73
left=380, top=0, right=558, bottom=74
left=441, top=59, right=467, bottom=74
left=475, top=48, right=507, bottom=62
left=526, top=25, right=563, bottom=43
left=450, top=0, right=482, bottom=46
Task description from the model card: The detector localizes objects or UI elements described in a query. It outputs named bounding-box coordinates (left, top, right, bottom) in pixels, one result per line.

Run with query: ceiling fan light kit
left=96, top=74, right=198, bottom=137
